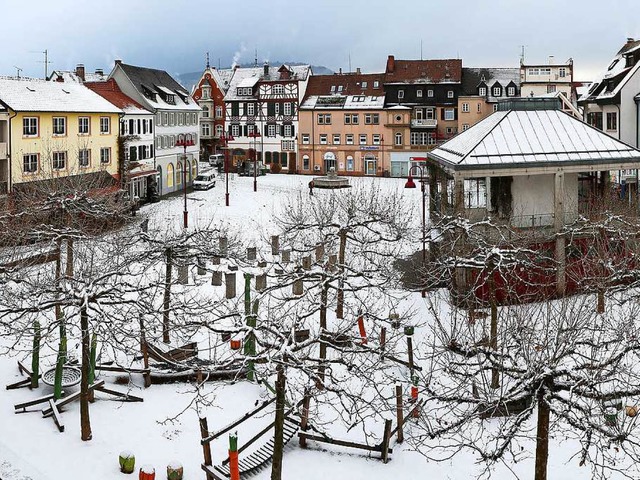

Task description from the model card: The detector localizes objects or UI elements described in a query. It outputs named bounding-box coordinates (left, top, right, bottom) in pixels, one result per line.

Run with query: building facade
left=0, top=77, right=120, bottom=197
left=224, top=63, right=311, bottom=172
left=109, top=61, right=201, bottom=197
left=520, top=57, right=573, bottom=99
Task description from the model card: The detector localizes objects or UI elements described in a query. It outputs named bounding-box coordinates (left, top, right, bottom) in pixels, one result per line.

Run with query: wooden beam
left=199, top=417, right=214, bottom=480
left=94, top=365, right=150, bottom=374
left=15, top=393, right=56, bottom=412
left=41, top=380, right=104, bottom=417
left=94, top=385, right=143, bottom=402
left=200, top=464, right=227, bottom=480
left=201, top=397, right=276, bottom=445
left=381, top=419, right=392, bottom=463
left=297, top=432, right=392, bottom=454
left=6, top=377, right=33, bottom=390
left=48, top=399, right=64, bottom=432
left=17, top=360, right=32, bottom=377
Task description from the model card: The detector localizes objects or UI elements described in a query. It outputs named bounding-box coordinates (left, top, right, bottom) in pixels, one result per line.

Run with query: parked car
left=193, top=170, right=216, bottom=190
left=208, top=154, right=224, bottom=167
left=238, top=160, right=267, bottom=177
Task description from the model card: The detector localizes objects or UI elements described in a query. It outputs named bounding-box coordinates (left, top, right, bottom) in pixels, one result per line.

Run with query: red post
left=357, top=312, right=367, bottom=345
left=229, top=432, right=239, bottom=480
left=410, top=377, right=419, bottom=418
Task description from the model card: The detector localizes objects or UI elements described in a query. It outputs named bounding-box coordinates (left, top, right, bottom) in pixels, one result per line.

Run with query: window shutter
left=441, top=108, right=445, bottom=120
left=280, top=125, right=285, bottom=137
left=267, top=103, right=275, bottom=116
left=290, top=125, right=295, bottom=138
left=454, top=108, right=458, bottom=121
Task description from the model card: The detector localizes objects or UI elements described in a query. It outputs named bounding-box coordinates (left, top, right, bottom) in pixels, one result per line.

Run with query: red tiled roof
left=84, top=79, right=148, bottom=112
left=304, top=73, right=387, bottom=97
left=384, top=56, right=462, bottom=84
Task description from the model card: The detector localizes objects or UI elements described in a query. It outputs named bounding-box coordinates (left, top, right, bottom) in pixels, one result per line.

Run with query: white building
left=520, top=57, right=574, bottom=99
left=109, top=61, right=201, bottom=197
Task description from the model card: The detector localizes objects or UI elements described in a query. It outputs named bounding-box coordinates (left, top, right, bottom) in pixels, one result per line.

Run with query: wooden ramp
left=206, top=416, right=299, bottom=479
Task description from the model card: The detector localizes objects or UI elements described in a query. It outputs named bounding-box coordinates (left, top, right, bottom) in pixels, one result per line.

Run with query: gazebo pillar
left=453, top=177, right=465, bottom=215
left=554, top=172, right=566, bottom=296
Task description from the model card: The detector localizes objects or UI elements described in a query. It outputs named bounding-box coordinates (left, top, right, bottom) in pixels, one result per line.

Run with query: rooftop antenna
left=420, top=40, right=423, bottom=60
left=218, top=57, right=221, bottom=69
left=255, top=48, right=258, bottom=67
left=13, top=66, right=22, bottom=79
left=520, top=45, right=526, bottom=65
left=206, top=51, right=210, bottom=69
left=37, top=49, right=52, bottom=79
left=348, top=53, right=352, bottom=73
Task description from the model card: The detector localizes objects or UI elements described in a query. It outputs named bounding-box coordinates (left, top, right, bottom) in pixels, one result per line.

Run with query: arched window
left=191, top=160, right=197, bottom=181
left=176, top=161, right=182, bottom=185
left=167, top=163, right=174, bottom=188
left=303, top=155, right=310, bottom=170
left=395, top=132, right=403, bottom=146
left=202, top=106, right=210, bottom=118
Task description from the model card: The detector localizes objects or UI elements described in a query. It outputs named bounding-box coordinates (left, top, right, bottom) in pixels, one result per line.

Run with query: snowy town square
left=5, top=1, right=640, bottom=480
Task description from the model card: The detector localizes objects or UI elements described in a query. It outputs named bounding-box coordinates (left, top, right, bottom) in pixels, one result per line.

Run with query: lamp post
left=248, top=131, right=261, bottom=192
left=175, top=134, right=195, bottom=229
left=219, top=132, right=235, bottom=207
left=405, top=164, right=429, bottom=298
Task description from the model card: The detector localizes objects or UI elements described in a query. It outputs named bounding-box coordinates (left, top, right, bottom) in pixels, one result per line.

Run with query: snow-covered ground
left=0, top=173, right=607, bottom=479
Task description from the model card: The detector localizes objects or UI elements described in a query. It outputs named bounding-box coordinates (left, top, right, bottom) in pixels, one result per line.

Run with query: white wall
left=511, top=173, right=578, bottom=226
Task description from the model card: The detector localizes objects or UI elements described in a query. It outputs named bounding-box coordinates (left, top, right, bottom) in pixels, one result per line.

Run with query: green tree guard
left=54, top=336, right=66, bottom=400
left=31, top=320, right=41, bottom=388
left=58, top=316, right=67, bottom=364
left=243, top=273, right=256, bottom=381
left=88, top=332, right=97, bottom=384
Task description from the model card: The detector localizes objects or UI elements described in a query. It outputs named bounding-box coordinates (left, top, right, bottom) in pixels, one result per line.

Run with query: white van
left=208, top=154, right=224, bottom=167
left=193, top=170, right=216, bottom=190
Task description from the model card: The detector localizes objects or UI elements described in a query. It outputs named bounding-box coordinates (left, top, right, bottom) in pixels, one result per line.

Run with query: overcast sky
left=3, top=0, right=640, bottom=81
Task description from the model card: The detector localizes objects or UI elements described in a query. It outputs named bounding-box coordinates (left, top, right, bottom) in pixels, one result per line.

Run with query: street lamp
left=248, top=131, right=261, bottom=192
left=219, top=132, right=235, bottom=207
left=175, top=134, right=195, bottom=229
left=405, top=164, right=429, bottom=298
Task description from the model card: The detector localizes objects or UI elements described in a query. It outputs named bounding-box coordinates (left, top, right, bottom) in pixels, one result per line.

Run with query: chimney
left=75, top=64, right=85, bottom=82
left=548, top=55, right=555, bottom=65
left=628, top=37, right=635, bottom=42
left=95, top=68, right=104, bottom=76
left=115, top=59, right=122, bottom=65
left=338, top=68, right=342, bottom=75
left=263, top=61, right=269, bottom=78
left=356, top=67, right=361, bottom=74
left=386, top=55, right=395, bottom=73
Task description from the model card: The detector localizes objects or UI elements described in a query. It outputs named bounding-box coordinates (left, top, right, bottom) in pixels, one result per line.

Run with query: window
left=100, top=117, right=110, bottom=134
left=373, top=81, right=380, bottom=88
left=284, top=124, right=292, bottom=137
left=447, top=91, right=454, bottom=99
left=359, top=134, right=367, bottom=145
left=176, top=162, right=182, bottom=185
left=167, top=163, right=174, bottom=188
left=351, top=114, right=359, bottom=124
left=318, top=113, right=331, bottom=124
left=372, top=134, right=381, bottom=145
left=365, top=114, right=373, bottom=124
left=100, top=147, right=111, bottom=164
left=559, top=67, right=566, bottom=78
left=169, top=113, right=175, bottom=125
left=267, top=124, right=276, bottom=137
left=492, top=86, right=501, bottom=96
left=273, top=84, right=284, bottom=95
left=394, top=132, right=402, bottom=146
left=330, top=85, right=336, bottom=93
left=156, top=112, right=162, bottom=125
left=493, top=104, right=499, bottom=112
left=215, top=125, right=223, bottom=137
left=79, top=149, right=90, bottom=167
left=346, top=155, right=354, bottom=171
left=507, top=86, right=516, bottom=96
left=281, top=140, right=295, bottom=151
left=416, top=90, right=423, bottom=98
left=78, top=117, right=90, bottom=134
left=372, top=113, right=379, bottom=124
left=201, top=86, right=210, bottom=99
left=333, top=134, right=341, bottom=145
left=410, top=132, right=432, bottom=145
left=23, top=153, right=38, bottom=173
left=547, top=85, right=557, bottom=93
left=320, top=134, right=328, bottom=145
left=477, top=103, right=482, bottom=113
left=302, top=133, right=310, bottom=144
left=303, top=155, right=310, bottom=170
left=215, top=106, right=223, bottom=118
left=479, top=87, right=487, bottom=96
left=337, top=86, right=343, bottom=92
left=232, top=124, right=240, bottom=137
left=53, top=117, right=66, bottom=135
left=606, top=112, right=618, bottom=131
left=361, top=81, right=368, bottom=88
left=202, top=123, right=211, bottom=136
left=284, top=102, right=292, bottom=115
left=52, top=151, right=66, bottom=170
left=274, top=103, right=280, bottom=115
left=202, top=106, right=210, bottom=118
left=427, top=89, right=434, bottom=97
left=398, top=90, right=404, bottom=99
left=247, top=124, right=255, bottom=136
left=23, top=117, right=38, bottom=137
left=345, top=134, right=354, bottom=145
left=462, top=124, right=470, bottom=131
left=162, top=112, right=169, bottom=125
left=444, top=108, right=455, bottom=121
left=462, top=103, right=469, bottom=113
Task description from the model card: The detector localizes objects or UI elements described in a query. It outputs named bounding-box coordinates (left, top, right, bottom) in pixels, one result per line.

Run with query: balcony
left=0, top=142, right=6, bottom=160
left=411, top=119, right=437, bottom=128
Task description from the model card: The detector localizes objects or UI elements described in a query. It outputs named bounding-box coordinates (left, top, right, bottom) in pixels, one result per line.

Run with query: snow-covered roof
left=224, top=64, right=311, bottom=101
left=429, top=109, right=640, bottom=171
left=238, top=76, right=259, bottom=88
left=461, top=67, right=520, bottom=101
left=49, top=70, right=108, bottom=84
left=301, top=94, right=385, bottom=110
left=85, top=79, right=152, bottom=115
left=0, top=77, right=122, bottom=113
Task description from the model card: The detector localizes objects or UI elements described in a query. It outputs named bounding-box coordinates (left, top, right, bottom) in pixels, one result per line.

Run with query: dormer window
left=417, top=90, right=423, bottom=98
left=447, top=90, right=454, bottom=98
left=362, top=81, right=368, bottom=88
left=398, top=90, right=404, bottom=99
left=507, top=86, right=516, bottom=96
left=373, top=81, right=380, bottom=88
left=492, top=86, right=501, bottom=96
left=237, top=87, right=253, bottom=96
left=330, top=85, right=336, bottom=93
left=608, top=59, right=619, bottom=71
left=273, top=84, right=284, bottom=95
left=337, top=86, right=343, bottom=92
left=165, top=94, right=175, bottom=105
left=479, top=87, right=487, bottom=96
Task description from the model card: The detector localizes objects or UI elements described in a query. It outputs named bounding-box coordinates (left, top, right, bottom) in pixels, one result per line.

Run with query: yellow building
left=0, top=77, right=121, bottom=196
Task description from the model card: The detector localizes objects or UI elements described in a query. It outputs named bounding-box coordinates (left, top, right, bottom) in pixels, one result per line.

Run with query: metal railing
left=411, top=119, right=437, bottom=128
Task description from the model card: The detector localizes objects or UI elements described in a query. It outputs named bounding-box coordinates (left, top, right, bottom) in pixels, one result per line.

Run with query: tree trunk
left=163, top=247, right=173, bottom=344
left=336, top=229, right=347, bottom=319
left=489, top=263, right=499, bottom=389
left=271, top=364, right=286, bottom=480
left=55, top=239, right=66, bottom=362
left=534, top=388, right=550, bottom=480
left=80, top=304, right=92, bottom=441
left=318, top=274, right=328, bottom=388
left=65, top=237, right=74, bottom=278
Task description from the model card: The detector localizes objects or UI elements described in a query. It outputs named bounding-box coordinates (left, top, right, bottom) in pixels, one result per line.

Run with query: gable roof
left=49, top=69, right=108, bottom=84
left=304, top=73, right=386, bottom=97
left=0, top=77, right=121, bottom=113
left=429, top=109, right=640, bottom=171
left=84, top=79, right=150, bottom=114
left=223, top=64, right=311, bottom=101
left=385, top=57, right=462, bottom=84
left=112, top=62, right=200, bottom=111
left=461, top=68, right=520, bottom=97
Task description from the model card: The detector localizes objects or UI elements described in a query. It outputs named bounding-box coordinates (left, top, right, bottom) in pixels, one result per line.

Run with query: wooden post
left=31, top=320, right=40, bottom=389
left=380, top=327, right=387, bottom=357
left=247, top=247, right=257, bottom=261
left=554, top=172, right=566, bottom=296
left=328, top=254, right=337, bottom=272
left=317, top=274, right=328, bottom=389
left=282, top=249, right=291, bottom=263
left=271, top=364, right=286, bottom=480
left=315, top=243, right=324, bottom=262
left=197, top=257, right=207, bottom=275
left=219, top=237, right=228, bottom=257
left=299, top=389, right=311, bottom=448
left=199, top=417, right=214, bottom=480
left=597, top=288, right=605, bottom=314
left=395, top=385, right=404, bottom=443
left=407, top=336, right=415, bottom=375
left=302, top=255, right=312, bottom=270
left=381, top=419, right=392, bottom=464
left=163, top=247, right=173, bottom=344
left=271, top=235, right=280, bottom=256
left=336, top=229, right=347, bottom=319
left=225, top=272, right=237, bottom=299
left=139, top=315, right=151, bottom=388
left=211, top=256, right=222, bottom=286
left=489, top=258, right=499, bottom=390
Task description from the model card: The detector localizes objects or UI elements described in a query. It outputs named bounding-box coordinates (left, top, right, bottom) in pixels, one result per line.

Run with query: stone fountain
left=312, top=167, right=350, bottom=189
